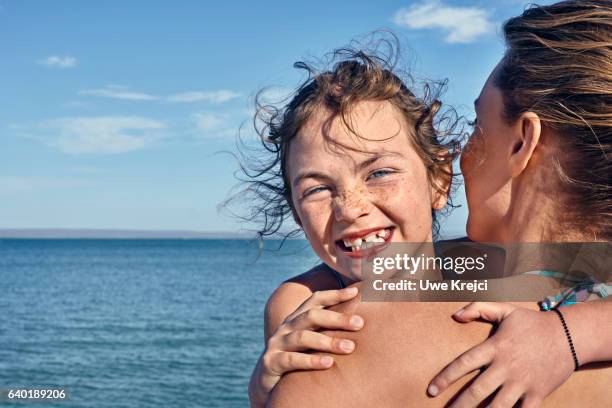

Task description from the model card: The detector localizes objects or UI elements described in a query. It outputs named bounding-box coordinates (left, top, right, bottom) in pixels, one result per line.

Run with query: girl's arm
left=248, top=284, right=364, bottom=408
left=428, top=300, right=612, bottom=408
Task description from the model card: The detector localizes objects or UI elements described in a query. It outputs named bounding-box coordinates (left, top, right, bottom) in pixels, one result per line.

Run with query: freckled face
left=287, top=100, right=443, bottom=281
left=460, top=64, right=515, bottom=242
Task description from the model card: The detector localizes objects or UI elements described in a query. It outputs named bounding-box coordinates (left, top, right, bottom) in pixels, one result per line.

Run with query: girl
left=243, top=47, right=461, bottom=407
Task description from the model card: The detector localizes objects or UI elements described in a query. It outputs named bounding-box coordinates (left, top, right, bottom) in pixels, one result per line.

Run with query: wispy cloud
left=167, top=90, right=240, bottom=103
left=79, top=85, right=157, bottom=101
left=194, top=113, right=224, bottom=131
left=393, top=1, right=494, bottom=44
left=192, top=112, right=238, bottom=138
left=38, top=55, right=77, bottom=68
left=77, top=85, right=240, bottom=103
left=258, top=87, right=294, bottom=103
left=39, top=116, right=166, bottom=154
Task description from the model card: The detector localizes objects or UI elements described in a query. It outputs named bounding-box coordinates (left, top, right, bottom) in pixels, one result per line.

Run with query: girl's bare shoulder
left=264, top=263, right=339, bottom=337
left=267, top=263, right=339, bottom=312
left=284, top=263, right=340, bottom=290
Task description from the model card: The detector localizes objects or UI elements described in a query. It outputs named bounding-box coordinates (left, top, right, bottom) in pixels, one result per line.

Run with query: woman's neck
left=499, top=164, right=600, bottom=275
left=501, top=163, right=592, bottom=243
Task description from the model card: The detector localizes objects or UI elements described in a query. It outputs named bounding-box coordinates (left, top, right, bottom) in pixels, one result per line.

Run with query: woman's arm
left=429, top=300, right=612, bottom=408
left=562, top=300, right=612, bottom=363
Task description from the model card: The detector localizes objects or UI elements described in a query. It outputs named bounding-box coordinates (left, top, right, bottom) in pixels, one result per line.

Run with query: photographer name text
left=372, top=279, right=488, bottom=293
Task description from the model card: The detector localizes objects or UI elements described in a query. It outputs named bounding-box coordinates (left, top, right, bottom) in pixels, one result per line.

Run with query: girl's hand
left=254, top=287, right=363, bottom=404
left=428, top=302, right=575, bottom=408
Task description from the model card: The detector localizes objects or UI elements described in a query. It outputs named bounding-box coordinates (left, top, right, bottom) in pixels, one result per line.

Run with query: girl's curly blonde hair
left=233, top=35, right=463, bottom=242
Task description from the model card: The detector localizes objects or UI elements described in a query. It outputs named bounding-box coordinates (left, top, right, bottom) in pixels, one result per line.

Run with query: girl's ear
left=430, top=162, right=452, bottom=211
left=509, top=112, right=541, bottom=177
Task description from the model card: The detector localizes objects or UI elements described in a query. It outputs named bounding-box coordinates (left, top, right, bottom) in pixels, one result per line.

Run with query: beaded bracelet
left=552, top=308, right=580, bottom=371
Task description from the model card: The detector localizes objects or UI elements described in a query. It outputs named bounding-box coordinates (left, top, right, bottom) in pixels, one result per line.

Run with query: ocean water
left=0, top=239, right=319, bottom=407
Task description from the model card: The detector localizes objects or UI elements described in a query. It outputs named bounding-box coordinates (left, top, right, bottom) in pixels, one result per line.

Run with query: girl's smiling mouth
left=335, top=227, right=394, bottom=258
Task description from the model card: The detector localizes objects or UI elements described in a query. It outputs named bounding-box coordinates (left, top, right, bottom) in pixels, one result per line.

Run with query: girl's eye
left=467, top=117, right=478, bottom=127
left=302, top=185, right=329, bottom=198
left=367, top=169, right=395, bottom=181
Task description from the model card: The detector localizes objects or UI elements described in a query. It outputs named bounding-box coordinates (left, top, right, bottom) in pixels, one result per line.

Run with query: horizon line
left=0, top=228, right=466, bottom=240
left=0, top=228, right=260, bottom=239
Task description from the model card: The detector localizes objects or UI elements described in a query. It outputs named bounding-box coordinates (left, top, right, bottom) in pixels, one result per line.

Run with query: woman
left=269, top=1, right=612, bottom=406
left=428, top=0, right=612, bottom=405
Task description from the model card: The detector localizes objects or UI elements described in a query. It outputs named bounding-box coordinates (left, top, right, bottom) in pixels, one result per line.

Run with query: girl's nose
left=332, top=189, right=372, bottom=224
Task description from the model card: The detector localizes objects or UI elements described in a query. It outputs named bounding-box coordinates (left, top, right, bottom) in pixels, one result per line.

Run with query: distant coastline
left=0, top=229, right=465, bottom=240
left=0, top=229, right=255, bottom=239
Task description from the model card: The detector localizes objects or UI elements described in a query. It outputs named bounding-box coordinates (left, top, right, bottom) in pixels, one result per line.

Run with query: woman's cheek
left=461, top=130, right=487, bottom=176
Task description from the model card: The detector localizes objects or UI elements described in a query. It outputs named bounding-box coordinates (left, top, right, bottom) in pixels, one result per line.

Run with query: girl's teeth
left=343, top=229, right=389, bottom=250
left=376, top=229, right=388, bottom=238
left=364, top=233, right=386, bottom=243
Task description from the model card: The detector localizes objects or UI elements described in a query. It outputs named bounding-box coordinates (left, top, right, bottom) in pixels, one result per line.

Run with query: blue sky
left=0, top=0, right=549, bottom=236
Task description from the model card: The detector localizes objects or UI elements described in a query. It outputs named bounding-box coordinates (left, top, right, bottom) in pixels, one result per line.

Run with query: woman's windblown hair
left=229, top=34, right=463, bottom=243
left=495, top=0, right=612, bottom=239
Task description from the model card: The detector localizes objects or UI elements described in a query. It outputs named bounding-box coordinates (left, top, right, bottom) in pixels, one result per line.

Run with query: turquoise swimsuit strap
left=523, top=270, right=612, bottom=310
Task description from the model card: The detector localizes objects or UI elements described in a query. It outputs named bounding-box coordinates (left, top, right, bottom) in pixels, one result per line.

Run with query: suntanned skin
left=269, top=283, right=612, bottom=407
left=248, top=100, right=450, bottom=406
left=264, top=264, right=343, bottom=340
